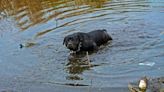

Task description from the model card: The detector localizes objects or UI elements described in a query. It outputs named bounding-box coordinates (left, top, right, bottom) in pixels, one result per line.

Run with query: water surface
left=0, top=0, right=164, bottom=91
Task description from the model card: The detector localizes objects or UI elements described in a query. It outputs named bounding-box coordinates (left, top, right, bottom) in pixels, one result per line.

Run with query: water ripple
left=0, top=0, right=164, bottom=89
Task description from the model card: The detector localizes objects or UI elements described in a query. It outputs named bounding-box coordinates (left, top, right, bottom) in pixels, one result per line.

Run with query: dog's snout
left=66, top=42, right=77, bottom=51
left=67, top=42, right=74, bottom=49
left=67, top=42, right=73, bottom=46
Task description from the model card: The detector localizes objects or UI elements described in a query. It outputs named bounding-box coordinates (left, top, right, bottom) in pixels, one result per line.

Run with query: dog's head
left=63, top=33, right=83, bottom=51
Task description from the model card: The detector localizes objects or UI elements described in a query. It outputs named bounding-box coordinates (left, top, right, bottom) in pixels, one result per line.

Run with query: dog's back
left=88, top=29, right=112, bottom=46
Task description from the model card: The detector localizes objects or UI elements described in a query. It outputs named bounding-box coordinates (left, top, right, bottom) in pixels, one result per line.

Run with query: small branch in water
left=86, top=51, right=91, bottom=66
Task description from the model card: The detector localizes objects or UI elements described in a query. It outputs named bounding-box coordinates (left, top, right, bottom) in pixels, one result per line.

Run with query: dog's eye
left=69, top=37, right=73, bottom=41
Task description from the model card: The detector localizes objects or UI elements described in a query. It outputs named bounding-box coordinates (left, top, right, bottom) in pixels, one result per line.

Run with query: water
left=0, top=0, right=164, bottom=91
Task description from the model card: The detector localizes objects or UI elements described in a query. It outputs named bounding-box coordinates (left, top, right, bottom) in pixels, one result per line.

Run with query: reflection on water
left=0, top=0, right=108, bottom=32
left=0, top=0, right=164, bottom=91
left=66, top=52, right=101, bottom=81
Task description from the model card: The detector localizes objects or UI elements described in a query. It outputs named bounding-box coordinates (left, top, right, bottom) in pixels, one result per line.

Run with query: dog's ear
left=63, top=37, right=66, bottom=45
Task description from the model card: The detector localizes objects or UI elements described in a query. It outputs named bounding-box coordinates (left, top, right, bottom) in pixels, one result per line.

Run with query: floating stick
left=86, top=51, right=91, bottom=66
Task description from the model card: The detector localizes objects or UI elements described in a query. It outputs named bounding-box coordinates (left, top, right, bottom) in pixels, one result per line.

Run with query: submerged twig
left=86, top=51, right=91, bottom=66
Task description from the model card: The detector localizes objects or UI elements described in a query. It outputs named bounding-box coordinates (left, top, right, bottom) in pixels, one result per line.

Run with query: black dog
left=63, top=29, right=112, bottom=52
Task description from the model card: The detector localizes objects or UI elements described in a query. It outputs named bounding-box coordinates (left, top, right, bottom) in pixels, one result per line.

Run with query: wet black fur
left=63, top=29, right=112, bottom=52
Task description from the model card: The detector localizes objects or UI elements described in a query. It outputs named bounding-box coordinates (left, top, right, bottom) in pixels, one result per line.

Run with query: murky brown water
left=0, top=0, right=164, bottom=92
